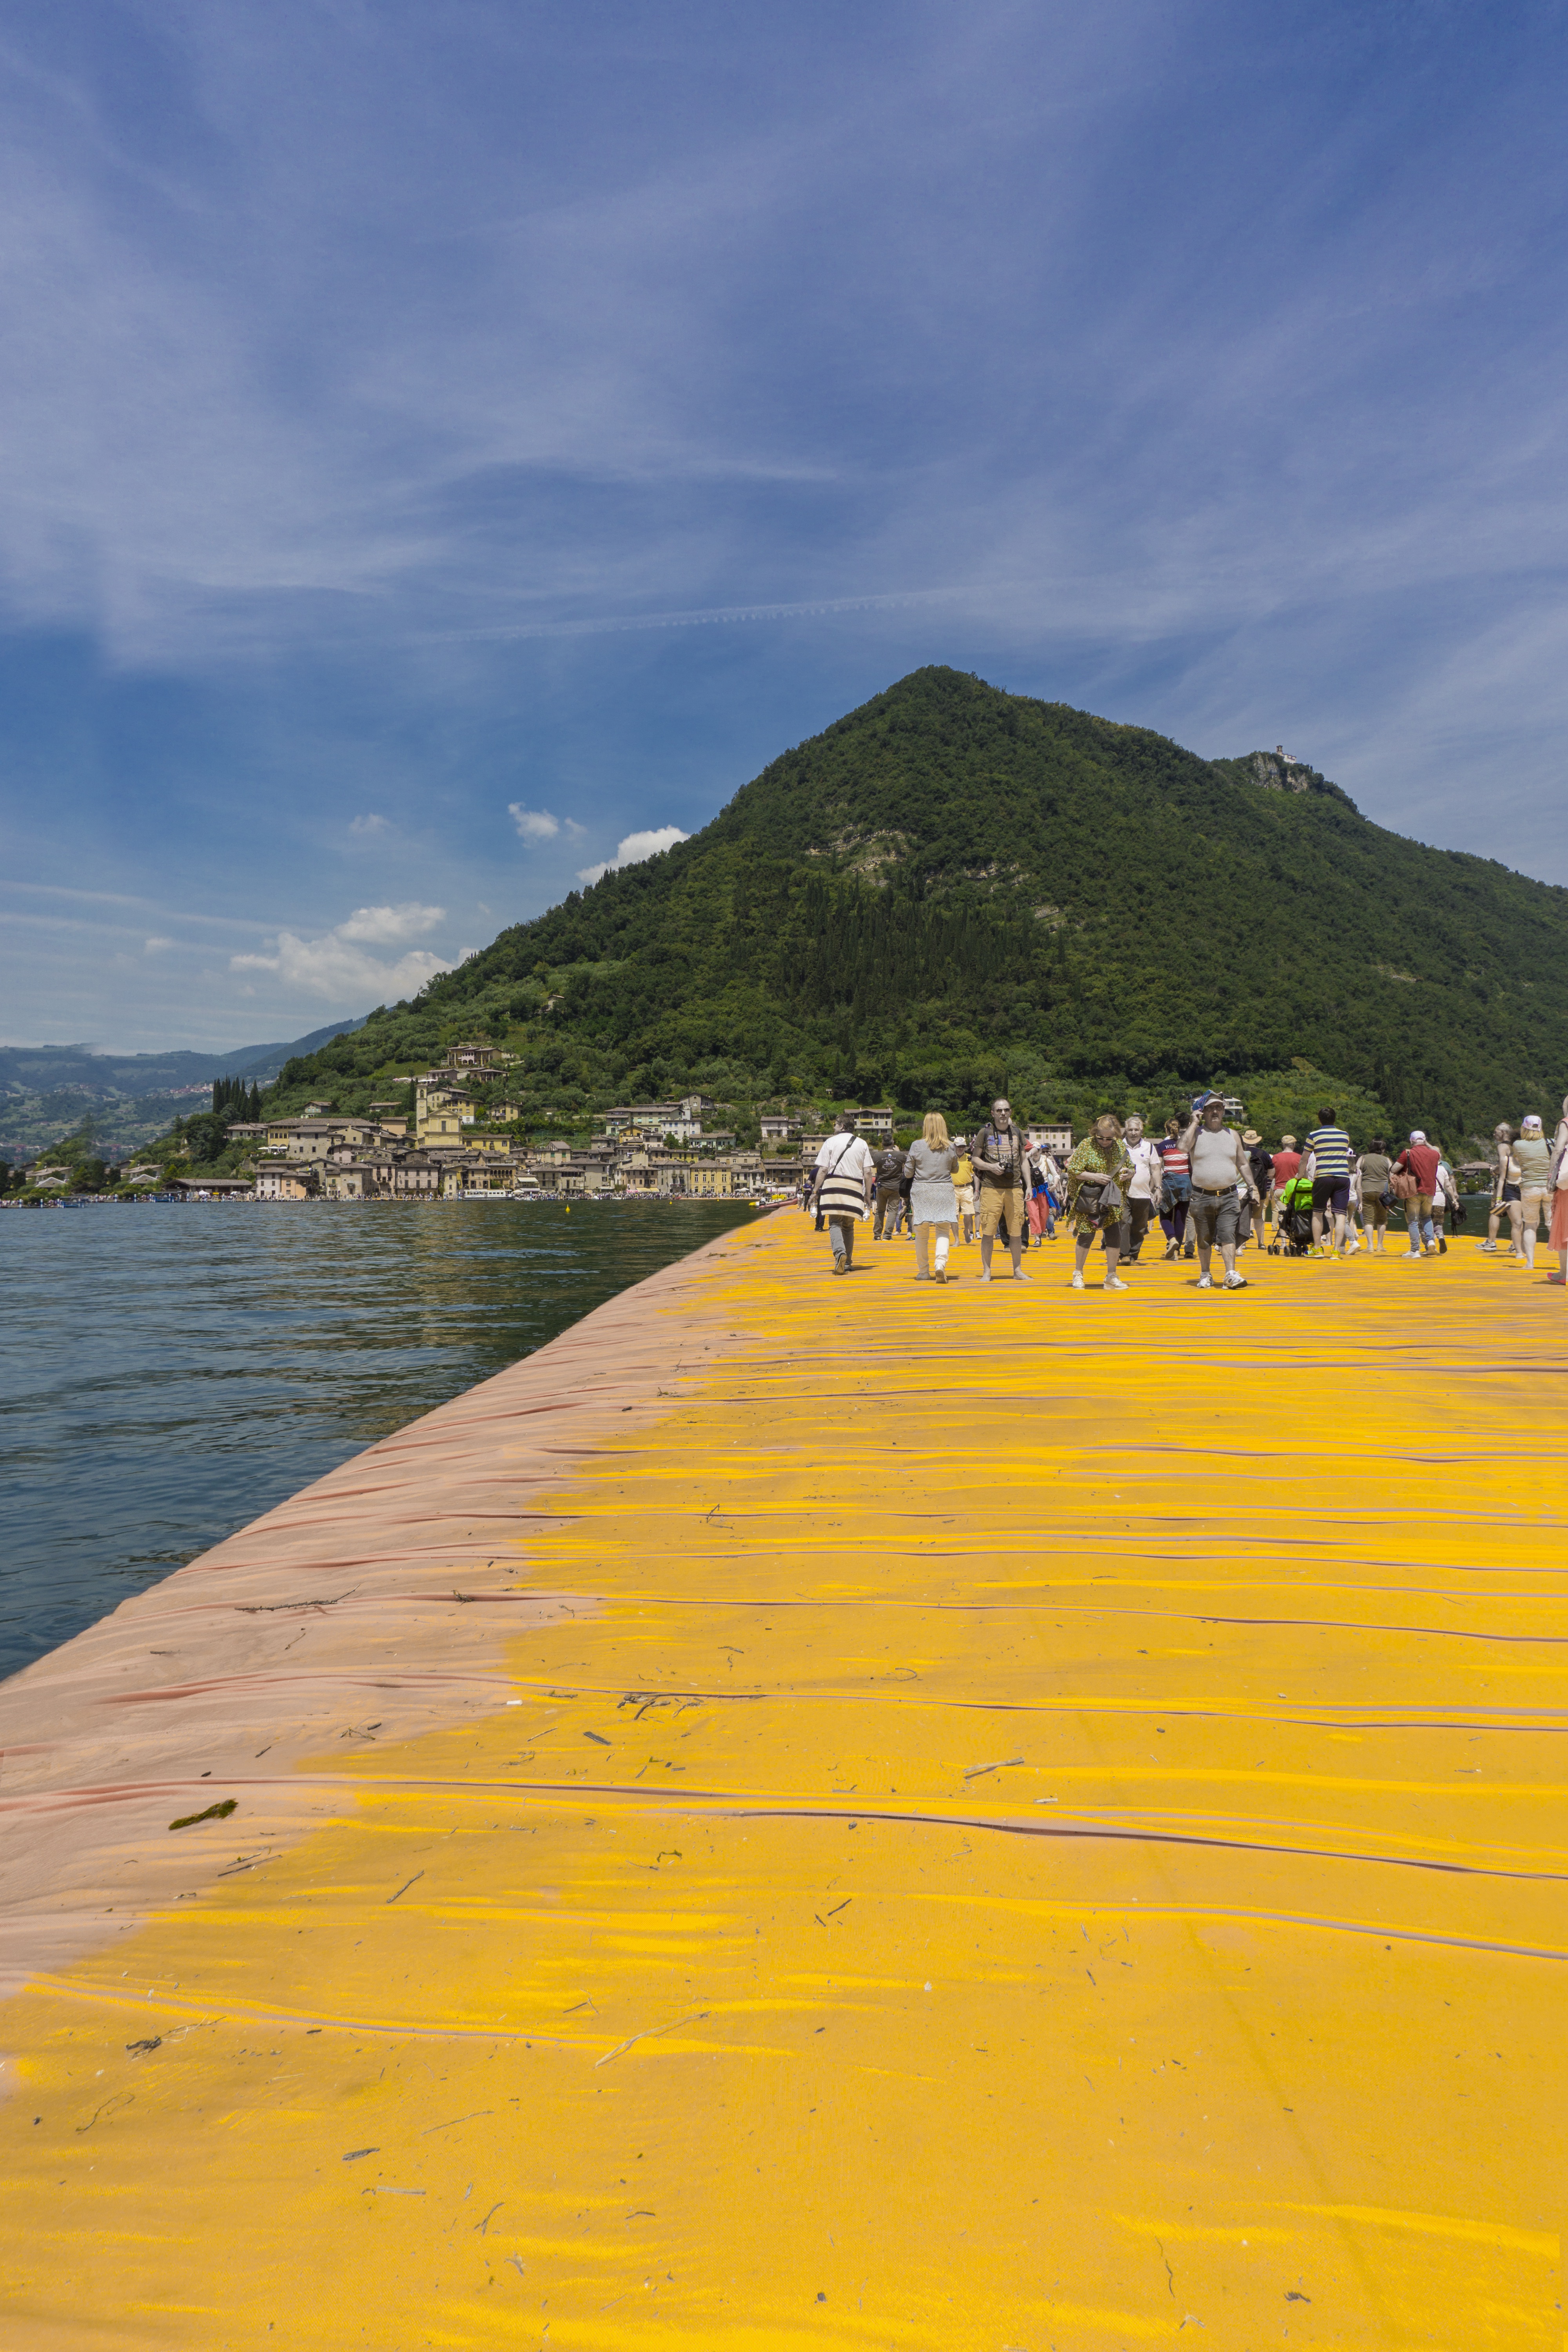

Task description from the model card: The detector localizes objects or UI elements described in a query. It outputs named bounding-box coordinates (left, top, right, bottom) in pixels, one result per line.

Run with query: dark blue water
left=0, top=1198, right=759, bottom=1682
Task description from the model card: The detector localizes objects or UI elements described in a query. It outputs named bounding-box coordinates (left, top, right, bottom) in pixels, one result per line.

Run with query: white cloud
left=231, top=902, right=450, bottom=1002
left=143, top=935, right=174, bottom=953
left=509, top=803, right=561, bottom=840
left=334, top=901, right=445, bottom=944
left=577, top=824, right=690, bottom=885
left=349, top=812, right=390, bottom=838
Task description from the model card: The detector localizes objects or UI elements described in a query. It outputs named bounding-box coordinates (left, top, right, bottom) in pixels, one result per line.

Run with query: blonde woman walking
left=903, top=1112, right=962, bottom=1283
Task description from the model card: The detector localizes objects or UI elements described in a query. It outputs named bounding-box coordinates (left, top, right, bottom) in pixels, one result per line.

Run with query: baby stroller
left=1269, top=1174, right=1315, bottom=1255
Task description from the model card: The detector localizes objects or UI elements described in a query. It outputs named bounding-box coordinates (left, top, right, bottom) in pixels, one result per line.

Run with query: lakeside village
left=5, top=1039, right=1512, bottom=1213
left=7, top=1041, right=1077, bottom=1208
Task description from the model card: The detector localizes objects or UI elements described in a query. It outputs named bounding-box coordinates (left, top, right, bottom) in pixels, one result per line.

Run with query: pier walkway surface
left=2, top=1212, right=1565, bottom=2349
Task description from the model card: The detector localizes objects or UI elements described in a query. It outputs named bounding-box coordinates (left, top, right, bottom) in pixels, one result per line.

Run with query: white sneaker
left=1071, top=1271, right=1085, bottom=1289
left=1196, top=1274, right=1212, bottom=1289
left=1104, top=1276, right=1128, bottom=1292
left=1224, top=1272, right=1248, bottom=1289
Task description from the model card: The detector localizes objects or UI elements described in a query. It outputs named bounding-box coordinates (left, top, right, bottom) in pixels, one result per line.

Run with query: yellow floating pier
left=3, top=1216, right=1566, bottom=2348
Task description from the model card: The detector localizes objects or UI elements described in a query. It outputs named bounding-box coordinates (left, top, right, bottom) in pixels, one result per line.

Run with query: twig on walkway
left=594, top=2010, right=710, bottom=2067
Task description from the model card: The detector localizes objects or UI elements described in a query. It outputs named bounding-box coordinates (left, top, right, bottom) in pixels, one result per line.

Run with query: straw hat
left=1242, top=1128, right=1261, bottom=1145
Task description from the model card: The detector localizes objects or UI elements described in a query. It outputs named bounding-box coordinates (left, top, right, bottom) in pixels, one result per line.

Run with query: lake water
left=0, top=1198, right=761, bottom=1684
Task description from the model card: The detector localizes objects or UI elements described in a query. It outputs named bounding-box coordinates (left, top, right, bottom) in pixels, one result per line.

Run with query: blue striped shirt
left=1307, top=1125, right=1352, bottom=1178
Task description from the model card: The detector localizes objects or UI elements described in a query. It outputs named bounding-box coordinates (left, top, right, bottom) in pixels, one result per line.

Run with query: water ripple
left=0, top=1198, right=756, bottom=1678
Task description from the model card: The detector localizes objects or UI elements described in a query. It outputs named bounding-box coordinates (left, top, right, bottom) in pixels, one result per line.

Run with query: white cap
left=1409, top=1129, right=1426, bottom=1144
left=1522, top=1114, right=1543, bottom=1132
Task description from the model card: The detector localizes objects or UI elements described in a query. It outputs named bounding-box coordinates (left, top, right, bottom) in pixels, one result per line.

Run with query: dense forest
left=255, top=666, right=1568, bottom=1147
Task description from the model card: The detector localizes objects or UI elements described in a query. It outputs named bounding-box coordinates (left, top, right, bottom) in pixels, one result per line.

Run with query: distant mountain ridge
left=0, top=1018, right=366, bottom=1101
left=0, top=1019, right=367, bottom=1165
left=240, top=668, right=1568, bottom=1142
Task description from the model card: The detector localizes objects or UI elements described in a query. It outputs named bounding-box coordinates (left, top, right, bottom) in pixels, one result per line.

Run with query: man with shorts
left=1178, top=1094, right=1260, bottom=1290
left=1305, top=1106, right=1354, bottom=1256
left=971, top=1097, right=1031, bottom=1283
left=1514, top=1113, right=1556, bottom=1270
left=872, top=1140, right=907, bottom=1239
left=1392, top=1130, right=1441, bottom=1257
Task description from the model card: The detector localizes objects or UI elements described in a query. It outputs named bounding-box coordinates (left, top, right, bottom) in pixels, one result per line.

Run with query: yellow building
left=656, top=1158, right=738, bottom=1198
left=413, top=1080, right=474, bottom=1149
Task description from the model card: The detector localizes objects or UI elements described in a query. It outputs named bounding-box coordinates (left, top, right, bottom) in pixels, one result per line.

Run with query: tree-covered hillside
left=259, top=667, right=1568, bottom=1145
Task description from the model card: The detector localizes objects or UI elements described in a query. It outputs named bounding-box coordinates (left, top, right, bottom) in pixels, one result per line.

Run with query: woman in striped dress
left=1156, top=1117, right=1192, bottom=1259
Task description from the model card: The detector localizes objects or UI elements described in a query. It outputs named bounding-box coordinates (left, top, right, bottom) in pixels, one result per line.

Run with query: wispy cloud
left=510, top=803, right=586, bottom=842
left=349, top=812, right=390, bottom=838
left=0, top=2, right=1561, bottom=702
left=5, top=881, right=276, bottom=931
left=333, top=902, right=446, bottom=945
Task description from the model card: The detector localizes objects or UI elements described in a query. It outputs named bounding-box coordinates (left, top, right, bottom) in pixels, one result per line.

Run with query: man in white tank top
left=1178, top=1095, right=1260, bottom=1291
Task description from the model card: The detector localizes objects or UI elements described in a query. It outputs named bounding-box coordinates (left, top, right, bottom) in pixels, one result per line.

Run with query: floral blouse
left=1065, top=1137, right=1133, bottom=1192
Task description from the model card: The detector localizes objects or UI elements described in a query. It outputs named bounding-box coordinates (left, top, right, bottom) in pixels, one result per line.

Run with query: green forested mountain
left=263, top=667, right=1568, bottom=1145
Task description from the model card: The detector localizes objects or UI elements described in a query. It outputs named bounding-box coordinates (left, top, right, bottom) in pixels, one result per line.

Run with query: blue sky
left=3, top=0, right=1566, bottom=1051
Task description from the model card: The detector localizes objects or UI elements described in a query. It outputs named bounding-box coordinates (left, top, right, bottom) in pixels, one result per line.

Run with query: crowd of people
left=804, top=1094, right=1568, bottom=1291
